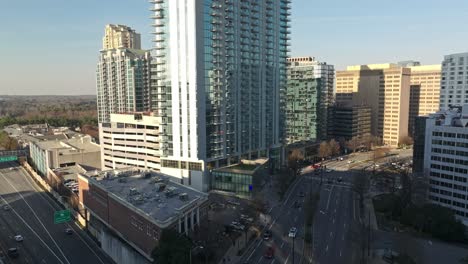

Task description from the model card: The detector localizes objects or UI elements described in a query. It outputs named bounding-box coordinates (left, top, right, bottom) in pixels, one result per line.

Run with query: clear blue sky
left=1, top=0, right=468, bottom=95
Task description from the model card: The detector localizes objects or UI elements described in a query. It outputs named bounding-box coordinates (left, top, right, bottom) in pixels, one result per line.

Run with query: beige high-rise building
left=408, top=65, right=441, bottom=136
left=336, top=64, right=411, bottom=147
left=102, top=24, right=141, bottom=50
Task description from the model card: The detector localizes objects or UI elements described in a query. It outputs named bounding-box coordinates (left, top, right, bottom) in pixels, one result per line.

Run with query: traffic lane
left=267, top=190, right=307, bottom=263
left=0, top=172, right=69, bottom=263
left=313, top=183, right=354, bottom=264
left=1, top=168, right=109, bottom=264
left=324, top=186, right=352, bottom=264
left=244, top=176, right=307, bottom=263
left=313, top=184, right=333, bottom=262
left=0, top=207, right=40, bottom=264
left=11, top=167, right=110, bottom=264
left=0, top=183, right=63, bottom=263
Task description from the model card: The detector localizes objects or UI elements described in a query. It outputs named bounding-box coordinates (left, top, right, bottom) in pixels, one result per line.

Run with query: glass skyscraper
left=150, top=0, right=290, bottom=191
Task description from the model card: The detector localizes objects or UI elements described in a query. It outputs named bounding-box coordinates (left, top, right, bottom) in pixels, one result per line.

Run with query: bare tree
left=346, top=137, right=360, bottom=153
left=287, top=149, right=304, bottom=173
left=318, top=141, right=331, bottom=159
left=400, top=136, right=414, bottom=146
left=329, top=139, right=341, bottom=156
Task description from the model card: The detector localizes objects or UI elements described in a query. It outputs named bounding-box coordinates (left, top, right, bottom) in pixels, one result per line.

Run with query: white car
left=288, top=227, right=297, bottom=238
left=14, top=235, right=23, bottom=242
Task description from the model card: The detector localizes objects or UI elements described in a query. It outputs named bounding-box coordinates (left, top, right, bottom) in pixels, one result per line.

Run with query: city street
left=0, top=162, right=113, bottom=264
left=242, top=174, right=312, bottom=264
left=240, top=149, right=413, bottom=264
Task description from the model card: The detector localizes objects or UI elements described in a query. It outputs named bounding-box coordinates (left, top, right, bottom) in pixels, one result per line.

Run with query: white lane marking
left=326, top=185, right=334, bottom=210
left=333, top=218, right=335, bottom=224
left=281, top=242, right=285, bottom=248
left=271, top=259, right=276, bottom=264
left=248, top=240, right=262, bottom=260
left=294, top=216, right=298, bottom=222
left=285, top=252, right=290, bottom=263
left=18, top=167, right=107, bottom=264
left=340, top=250, right=342, bottom=257
left=330, top=231, right=333, bottom=237
left=257, top=255, right=263, bottom=264
left=1, top=172, right=71, bottom=264
left=0, top=193, right=65, bottom=264
left=342, top=234, right=345, bottom=240
left=326, top=245, right=329, bottom=252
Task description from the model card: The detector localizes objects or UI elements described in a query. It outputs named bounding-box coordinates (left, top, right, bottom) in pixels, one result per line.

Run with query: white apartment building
left=424, top=105, right=468, bottom=225
left=99, top=113, right=162, bottom=172
left=440, top=52, right=468, bottom=110
left=150, top=0, right=290, bottom=191
left=96, top=25, right=151, bottom=123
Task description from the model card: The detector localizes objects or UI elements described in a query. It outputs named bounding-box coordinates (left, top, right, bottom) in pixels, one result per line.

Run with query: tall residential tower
left=150, top=0, right=290, bottom=191
left=96, top=25, right=151, bottom=123
left=286, top=57, right=334, bottom=143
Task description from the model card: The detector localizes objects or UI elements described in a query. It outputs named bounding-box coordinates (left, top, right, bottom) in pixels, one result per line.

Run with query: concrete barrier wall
left=100, top=230, right=151, bottom=264
left=21, top=162, right=87, bottom=226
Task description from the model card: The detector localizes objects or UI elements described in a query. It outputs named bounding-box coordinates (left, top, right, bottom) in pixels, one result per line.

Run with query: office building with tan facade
left=336, top=64, right=410, bottom=147
left=408, top=65, right=441, bottom=136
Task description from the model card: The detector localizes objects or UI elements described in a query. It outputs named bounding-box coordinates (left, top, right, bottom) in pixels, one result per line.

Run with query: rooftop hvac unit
left=129, top=187, right=139, bottom=196
left=156, top=183, right=166, bottom=192
left=179, top=193, right=189, bottom=201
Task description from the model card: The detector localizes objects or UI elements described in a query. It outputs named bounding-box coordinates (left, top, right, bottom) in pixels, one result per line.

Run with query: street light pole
left=292, top=235, right=295, bottom=264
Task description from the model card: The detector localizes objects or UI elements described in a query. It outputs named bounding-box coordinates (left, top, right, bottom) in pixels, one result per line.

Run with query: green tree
left=152, top=229, right=192, bottom=264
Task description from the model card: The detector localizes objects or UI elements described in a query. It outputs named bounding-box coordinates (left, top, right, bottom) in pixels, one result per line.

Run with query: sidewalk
left=363, top=193, right=379, bottom=231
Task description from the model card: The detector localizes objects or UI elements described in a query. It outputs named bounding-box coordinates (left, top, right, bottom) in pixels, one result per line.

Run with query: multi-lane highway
left=0, top=162, right=113, bottom=264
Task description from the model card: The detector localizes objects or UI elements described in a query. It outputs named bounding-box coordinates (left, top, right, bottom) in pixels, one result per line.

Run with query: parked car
left=337, top=177, right=343, bottom=182
left=298, top=191, right=305, bottom=197
left=3, top=205, right=10, bottom=211
left=288, top=227, right=297, bottom=238
left=14, top=235, right=23, bottom=242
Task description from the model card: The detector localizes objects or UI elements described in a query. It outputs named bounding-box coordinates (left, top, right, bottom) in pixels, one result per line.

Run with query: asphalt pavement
left=0, top=162, right=113, bottom=264
left=239, top=149, right=404, bottom=264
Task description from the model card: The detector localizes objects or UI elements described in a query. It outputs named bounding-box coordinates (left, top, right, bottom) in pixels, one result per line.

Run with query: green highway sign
left=0, top=156, right=17, bottom=163
left=54, top=210, right=71, bottom=224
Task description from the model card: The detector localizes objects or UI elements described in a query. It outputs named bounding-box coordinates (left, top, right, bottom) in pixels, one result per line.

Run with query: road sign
left=0, top=156, right=17, bottom=163
left=54, top=210, right=71, bottom=224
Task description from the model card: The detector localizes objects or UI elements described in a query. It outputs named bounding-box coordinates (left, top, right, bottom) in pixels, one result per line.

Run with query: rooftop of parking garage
left=83, top=168, right=208, bottom=225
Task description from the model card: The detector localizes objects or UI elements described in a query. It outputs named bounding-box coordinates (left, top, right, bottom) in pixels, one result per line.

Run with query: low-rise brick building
left=78, top=167, right=209, bottom=263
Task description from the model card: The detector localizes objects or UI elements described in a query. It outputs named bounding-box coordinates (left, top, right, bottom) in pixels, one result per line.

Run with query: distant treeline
left=0, top=116, right=98, bottom=129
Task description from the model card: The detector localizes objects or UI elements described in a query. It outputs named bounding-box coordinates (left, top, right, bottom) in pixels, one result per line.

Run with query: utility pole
left=368, top=210, right=371, bottom=257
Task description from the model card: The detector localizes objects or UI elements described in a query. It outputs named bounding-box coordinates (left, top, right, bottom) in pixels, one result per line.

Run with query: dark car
left=65, top=228, right=73, bottom=235
left=264, top=246, right=274, bottom=259
left=7, top=248, right=19, bottom=258
left=337, top=177, right=343, bottom=182
left=298, top=191, right=305, bottom=197
left=263, top=230, right=272, bottom=240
